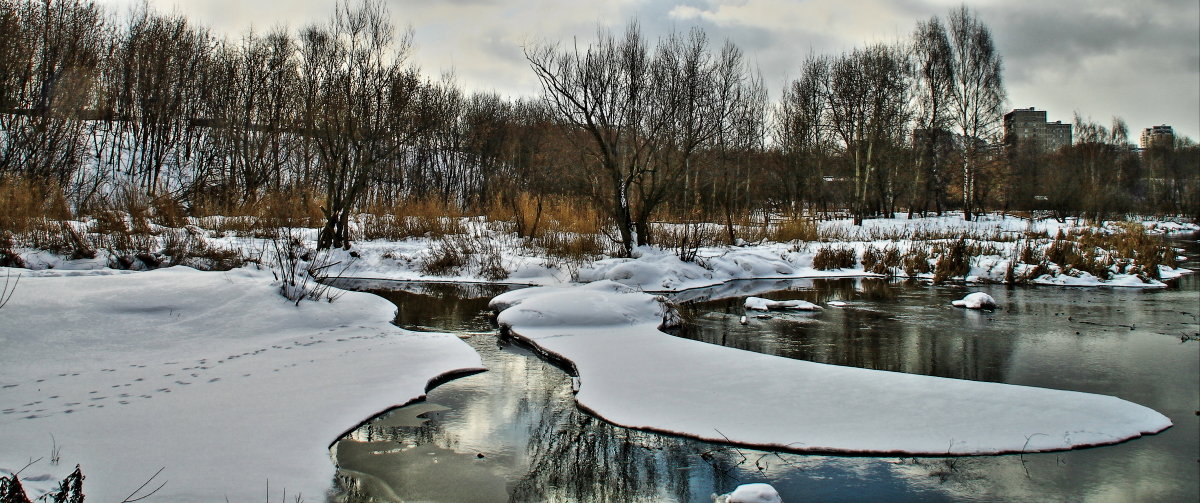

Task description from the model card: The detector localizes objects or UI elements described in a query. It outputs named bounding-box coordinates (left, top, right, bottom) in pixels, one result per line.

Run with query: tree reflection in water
left=332, top=330, right=756, bottom=502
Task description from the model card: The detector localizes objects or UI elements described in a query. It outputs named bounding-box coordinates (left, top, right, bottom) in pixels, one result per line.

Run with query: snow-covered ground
left=491, top=281, right=1172, bottom=455
left=320, top=213, right=1199, bottom=290
left=0, top=266, right=482, bottom=502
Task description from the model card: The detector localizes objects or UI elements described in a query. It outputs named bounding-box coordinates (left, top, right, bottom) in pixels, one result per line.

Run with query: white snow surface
left=0, top=266, right=483, bottom=502
left=744, top=296, right=824, bottom=311
left=951, top=292, right=998, bottom=310
left=724, top=483, right=784, bottom=503
left=491, top=284, right=1172, bottom=455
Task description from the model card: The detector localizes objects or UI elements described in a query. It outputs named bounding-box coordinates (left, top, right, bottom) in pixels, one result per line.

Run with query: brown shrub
left=812, top=245, right=857, bottom=270
left=932, top=239, right=971, bottom=284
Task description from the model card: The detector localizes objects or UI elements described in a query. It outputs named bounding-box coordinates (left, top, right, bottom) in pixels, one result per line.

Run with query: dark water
left=330, top=238, right=1200, bottom=502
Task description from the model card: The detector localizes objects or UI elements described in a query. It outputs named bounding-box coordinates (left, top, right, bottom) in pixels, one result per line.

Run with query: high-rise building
left=1139, top=125, right=1174, bottom=149
left=1003, top=107, right=1072, bottom=152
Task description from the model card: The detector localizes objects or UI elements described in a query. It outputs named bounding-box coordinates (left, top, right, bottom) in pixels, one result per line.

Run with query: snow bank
left=0, top=266, right=482, bottom=502
left=951, top=292, right=997, bottom=310
left=744, top=296, right=823, bottom=311
left=491, top=284, right=1171, bottom=455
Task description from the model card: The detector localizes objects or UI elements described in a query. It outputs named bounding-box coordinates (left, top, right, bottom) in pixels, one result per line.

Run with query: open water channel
left=328, top=236, right=1199, bottom=502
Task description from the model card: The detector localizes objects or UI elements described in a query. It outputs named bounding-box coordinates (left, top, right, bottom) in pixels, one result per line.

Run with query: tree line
left=1, top=0, right=1196, bottom=252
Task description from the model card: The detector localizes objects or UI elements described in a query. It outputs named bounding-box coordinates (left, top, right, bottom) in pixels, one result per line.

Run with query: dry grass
left=770, top=212, right=820, bottom=243
left=191, top=190, right=324, bottom=237
left=0, top=175, right=72, bottom=235
left=812, top=245, right=857, bottom=270
left=361, top=197, right=465, bottom=241
left=419, top=232, right=510, bottom=280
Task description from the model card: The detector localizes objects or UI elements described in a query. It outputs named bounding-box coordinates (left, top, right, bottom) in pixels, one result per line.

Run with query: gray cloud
left=93, top=0, right=1200, bottom=138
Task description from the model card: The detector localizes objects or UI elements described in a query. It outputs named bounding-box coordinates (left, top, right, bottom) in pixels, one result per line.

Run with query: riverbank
left=4, top=213, right=1195, bottom=292
left=0, top=266, right=482, bottom=502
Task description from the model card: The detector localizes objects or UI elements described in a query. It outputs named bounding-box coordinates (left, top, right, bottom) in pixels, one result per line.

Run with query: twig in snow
left=0, top=269, right=20, bottom=310
left=48, top=434, right=60, bottom=466
left=119, top=466, right=166, bottom=502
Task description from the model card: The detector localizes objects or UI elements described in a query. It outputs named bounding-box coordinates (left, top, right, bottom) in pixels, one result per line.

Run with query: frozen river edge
left=491, top=281, right=1173, bottom=456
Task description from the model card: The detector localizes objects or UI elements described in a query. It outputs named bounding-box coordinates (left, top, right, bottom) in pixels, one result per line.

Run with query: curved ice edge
left=564, top=400, right=1169, bottom=458
left=327, top=365, right=487, bottom=449
left=492, top=284, right=1173, bottom=456
left=500, top=324, right=1171, bottom=456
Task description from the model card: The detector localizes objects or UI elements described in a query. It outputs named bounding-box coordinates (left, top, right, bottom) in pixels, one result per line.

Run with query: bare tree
left=298, top=0, right=427, bottom=249
left=910, top=16, right=955, bottom=216
left=0, top=0, right=107, bottom=187
left=775, top=55, right=829, bottom=213
left=826, top=44, right=911, bottom=225
left=947, top=5, right=1005, bottom=221
left=525, top=23, right=668, bottom=256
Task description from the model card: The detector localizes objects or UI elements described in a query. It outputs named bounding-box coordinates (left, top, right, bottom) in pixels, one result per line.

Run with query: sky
left=94, top=0, right=1200, bottom=141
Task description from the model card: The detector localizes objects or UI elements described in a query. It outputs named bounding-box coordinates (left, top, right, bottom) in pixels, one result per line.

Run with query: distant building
left=1003, top=107, right=1072, bottom=152
left=1139, top=124, right=1174, bottom=149
left=1044, top=121, right=1072, bottom=151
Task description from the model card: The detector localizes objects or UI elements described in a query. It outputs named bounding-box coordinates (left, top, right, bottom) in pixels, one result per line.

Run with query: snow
left=951, top=292, right=997, bottom=310
left=0, top=212, right=1192, bottom=497
left=491, top=284, right=1172, bottom=455
left=723, top=483, right=783, bottom=503
left=0, top=266, right=483, bottom=502
left=744, top=296, right=824, bottom=311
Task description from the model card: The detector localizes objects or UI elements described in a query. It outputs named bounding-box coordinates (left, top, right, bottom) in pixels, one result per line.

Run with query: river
left=329, top=237, right=1199, bottom=502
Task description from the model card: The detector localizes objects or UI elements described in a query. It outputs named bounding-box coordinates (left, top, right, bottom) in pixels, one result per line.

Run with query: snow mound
left=721, top=483, right=783, bottom=503
left=745, top=296, right=823, bottom=311
left=491, top=280, right=671, bottom=328
left=494, top=284, right=1171, bottom=455
left=0, top=266, right=483, bottom=502
left=952, top=292, right=997, bottom=310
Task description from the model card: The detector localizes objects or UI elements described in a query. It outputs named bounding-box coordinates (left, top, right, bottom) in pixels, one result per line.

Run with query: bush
left=861, top=244, right=900, bottom=275
left=812, top=245, right=857, bottom=270
left=932, top=239, right=971, bottom=284
left=901, top=247, right=932, bottom=277
left=420, top=237, right=470, bottom=276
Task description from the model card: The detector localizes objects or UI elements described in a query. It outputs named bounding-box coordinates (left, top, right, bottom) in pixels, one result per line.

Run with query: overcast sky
left=95, top=0, right=1200, bottom=140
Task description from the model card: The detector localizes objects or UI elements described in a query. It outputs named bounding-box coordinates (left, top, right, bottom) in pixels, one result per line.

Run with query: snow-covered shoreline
left=491, top=281, right=1173, bottom=456
left=8, top=214, right=1195, bottom=293
left=0, top=266, right=483, bottom=502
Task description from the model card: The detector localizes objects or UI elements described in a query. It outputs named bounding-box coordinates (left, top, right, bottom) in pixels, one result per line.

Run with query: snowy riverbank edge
left=491, top=281, right=1173, bottom=456
left=0, top=266, right=484, bottom=502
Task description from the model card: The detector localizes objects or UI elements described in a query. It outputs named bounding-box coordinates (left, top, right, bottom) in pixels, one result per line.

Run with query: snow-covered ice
left=0, top=266, right=483, bottom=502
left=491, top=283, right=1172, bottom=455
left=744, top=296, right=824, bottom=311
left=721, top=483, right=783, bottom=503
left=951, top=292, right=997, bottom=310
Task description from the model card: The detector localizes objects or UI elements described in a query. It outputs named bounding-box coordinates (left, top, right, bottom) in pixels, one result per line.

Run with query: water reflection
left=329, top=287, right=757, bottom=502
left=675, top=277, right=1014, bottom=381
